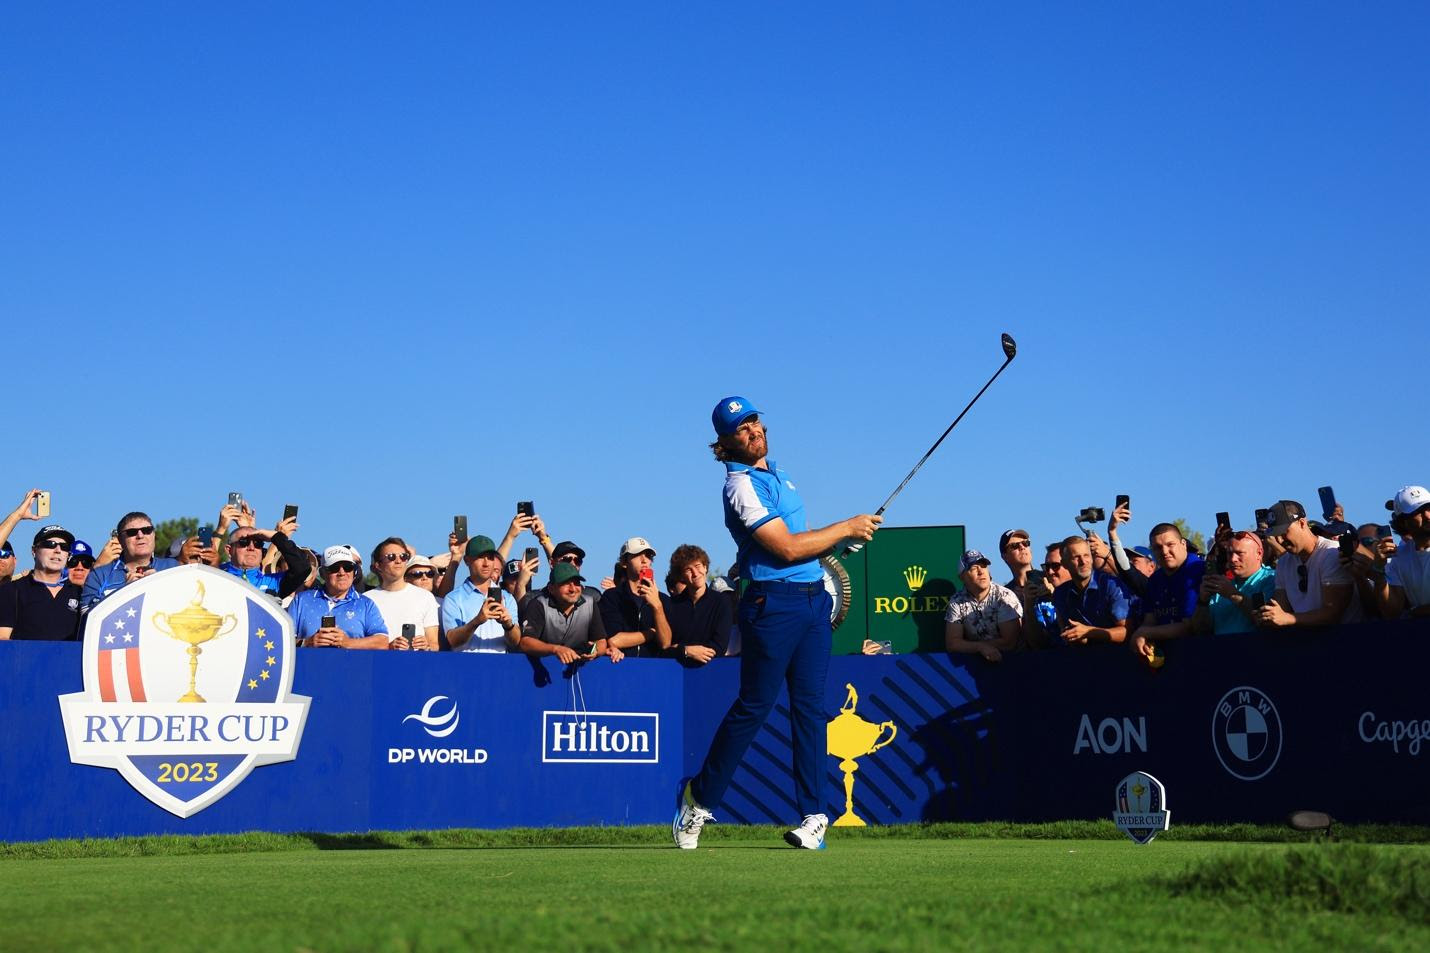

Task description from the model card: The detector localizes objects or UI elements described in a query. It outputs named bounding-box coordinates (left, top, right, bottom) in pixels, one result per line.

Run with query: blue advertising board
left=3, top=618, right=1428, bottom=842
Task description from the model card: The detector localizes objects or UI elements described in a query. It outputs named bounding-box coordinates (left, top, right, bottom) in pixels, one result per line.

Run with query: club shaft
left=872, top=354, right=1015, bottom=515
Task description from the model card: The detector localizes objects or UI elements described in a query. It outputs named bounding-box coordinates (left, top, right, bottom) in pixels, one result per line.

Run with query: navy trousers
left=693, top=581, right=832, bottom=819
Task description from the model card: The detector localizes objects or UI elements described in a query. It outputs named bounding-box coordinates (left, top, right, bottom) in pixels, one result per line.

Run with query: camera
left=1075, top=507, right=1104, bottom=531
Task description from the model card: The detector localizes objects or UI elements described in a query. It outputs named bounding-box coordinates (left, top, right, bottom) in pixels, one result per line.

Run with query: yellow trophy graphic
left=827, top=683, right=897, bottom=827
left=151, top=580, right=237, bottom=703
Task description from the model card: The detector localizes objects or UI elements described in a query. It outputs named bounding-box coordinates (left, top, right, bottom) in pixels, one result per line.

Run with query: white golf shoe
left=784, top=813, right=829, bottom=850
left=672, top=780, right=714, bottom=849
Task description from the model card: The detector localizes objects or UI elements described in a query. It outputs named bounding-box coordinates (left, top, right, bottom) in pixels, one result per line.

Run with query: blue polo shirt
left=441, top=577, right=518, bottom=653
left=722, top=459, right=822, bottom=584
left=289, top=586, right=387, bottom=641
left=1052, top=571, right=1130, bottom=632
left=1144, top=553, right=1206, bottom=626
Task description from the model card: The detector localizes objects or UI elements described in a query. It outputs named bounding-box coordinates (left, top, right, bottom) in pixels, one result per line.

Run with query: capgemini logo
left=903, top=565, right=927, bottom=592
left=404, top=696, right=460, bottom=738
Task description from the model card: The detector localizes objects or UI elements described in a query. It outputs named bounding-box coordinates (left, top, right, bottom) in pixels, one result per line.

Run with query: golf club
left=842, top=332, right=1018, bottom=557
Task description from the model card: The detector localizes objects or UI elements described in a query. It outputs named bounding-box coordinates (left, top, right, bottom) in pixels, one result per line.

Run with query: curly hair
left=669, top=543, right=711, bottom=578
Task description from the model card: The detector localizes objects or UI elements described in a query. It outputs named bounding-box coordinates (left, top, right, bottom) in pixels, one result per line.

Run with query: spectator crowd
left=1, top=484, right=1427, bottom=668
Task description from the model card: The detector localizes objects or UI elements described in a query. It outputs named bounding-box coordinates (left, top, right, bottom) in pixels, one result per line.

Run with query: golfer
left=673, top=397, right=880, bottom=850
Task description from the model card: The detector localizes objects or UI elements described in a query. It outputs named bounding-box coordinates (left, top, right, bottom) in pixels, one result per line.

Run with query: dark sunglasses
left=1004, top=540, right=1031, bottom=551
left=1296, top=563, right=1309, bottom=594
left=1042, top=562, right=1063, bottom=572
left=556, top=554, right=584, bottom=566
left=122, top=526, right=155, bottom=539
left=37, top=540, right=72, bottom=552
left=230, top=537, right=266, bottom=550
left=326, top=561, right=357, bottom=574
left=67, top=555, right=94, bottom=569
left=379, top=552, right=410, bottom=563
left=405, top=569, right=435, bottom=580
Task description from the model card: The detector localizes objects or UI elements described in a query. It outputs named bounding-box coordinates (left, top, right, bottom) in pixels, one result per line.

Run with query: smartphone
left=1255, top=508, right=1271, bottom=528
left=321, top=614, right=336, bottom=629
left=1115, top=494, right=1129, bottom=510
left=640, top=567, right=655, bottom=584
left=517, top=501, right=535, bottom=518
left=1317, top=486, right=1337, bottom=522
left=1249, top=593, right=1266, bottom=611
left=401, top=623, right=416, bottom=645
left=1215, top=512, right=1231, bottom=532
left=1025, top=568, right=1045, bottom=590
left=36, top=491, right=51, bottom=519
left=198, top=526, right=213, bottom=548
left=228, top=491, right=244, bottom=509
left=524, top=546, right=539, bottom=563
left=283, top=504, right=299, bottom=522
left=1378, top=525, right=1394, bottom=540
left=110, top=529, right=118, bottom=539
left=453, top=515, right=468, bottom=543
left=1338, top=533, right=1358, bottom=558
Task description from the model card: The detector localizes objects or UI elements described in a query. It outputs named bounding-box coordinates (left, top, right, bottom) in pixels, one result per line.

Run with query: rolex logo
left=903, top=565, right=927, bottom=592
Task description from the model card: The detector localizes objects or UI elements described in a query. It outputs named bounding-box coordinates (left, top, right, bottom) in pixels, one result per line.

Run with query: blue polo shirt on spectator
left=288, top=586, right=387, bottom=641
left=81, top=557, right=180, bottom=611
left=722, top=459, right=821, bottom=584
left=441, top=577, right=518, bottom=653
left=1207, top=565, right=1277, bottom=635
left=1052, top=571, right=1130, bottom=637
left=1144, top=552, right=1206, bottom=626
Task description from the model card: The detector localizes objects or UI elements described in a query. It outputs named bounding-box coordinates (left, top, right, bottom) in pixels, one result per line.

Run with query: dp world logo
left=1211, top=686, right=1283, bottom=781
left=404, top=696, right=460, bottom=738
left=58, top=565, right=310, bottom=817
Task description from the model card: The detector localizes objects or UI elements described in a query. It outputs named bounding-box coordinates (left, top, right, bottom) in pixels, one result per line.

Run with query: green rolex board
left=827, top=525, right=966, bottom=654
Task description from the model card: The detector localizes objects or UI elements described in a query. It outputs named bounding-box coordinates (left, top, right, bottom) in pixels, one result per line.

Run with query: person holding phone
left=0, top=489, right=51, bottom=585
left=597, top=537, right=672, bottom=659
left=1130, top=523, right=1206, bottom=648
left=1190, top=531, right=1277, bottom=636
left=365, top=537, right=440, bottom=651
left=288, top=545, right=389, bottom=648
left=80, top=511, right=181, bottom=611
left=1353, top=486, right=1430, bottom=619
left=674, top=397, right=881, bottom=852
left=440, top=535, right=520, bottom=652
left=0, top=525, right=84, bottom=641
left=216, top=508, right=307, bottom=599
left=517, top=562, right=610, bottom=662
left=1256, top=500, right=1362, bottom=628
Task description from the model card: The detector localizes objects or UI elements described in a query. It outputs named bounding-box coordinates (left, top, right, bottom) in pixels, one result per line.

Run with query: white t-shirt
left=364, top=584, right=441, bottom=643
left=1387, top=542, right=1430, bottom=610
left=1275, top=537, right=1363, bottom=623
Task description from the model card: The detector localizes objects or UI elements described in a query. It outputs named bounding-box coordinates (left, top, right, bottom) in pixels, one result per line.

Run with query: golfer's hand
left=845, top=514, right=882, bottom=542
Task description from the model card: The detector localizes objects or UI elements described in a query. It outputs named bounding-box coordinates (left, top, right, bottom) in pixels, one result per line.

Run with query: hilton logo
left=873, top=566, right=949, bottom=615
left=541, top=711, right=659, bottom=764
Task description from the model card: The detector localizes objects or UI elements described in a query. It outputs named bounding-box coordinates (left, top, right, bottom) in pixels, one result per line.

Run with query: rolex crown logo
left=903, top=565, right=927, bottom=592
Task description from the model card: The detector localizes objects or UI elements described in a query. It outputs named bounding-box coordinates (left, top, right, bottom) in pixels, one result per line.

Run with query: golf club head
left=1001, top=333, right=1017, bottom=361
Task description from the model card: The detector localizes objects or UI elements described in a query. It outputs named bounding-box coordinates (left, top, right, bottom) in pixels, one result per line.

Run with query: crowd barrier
left=3, top=619, right=1427, bottom=842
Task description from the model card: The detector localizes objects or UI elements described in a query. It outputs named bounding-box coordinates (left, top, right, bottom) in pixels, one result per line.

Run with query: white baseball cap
left=620, top=537, right=656, bottom=558
left=1392, top=485, right=1430, bottom=516
left=323, top=544, right=361, bottom=568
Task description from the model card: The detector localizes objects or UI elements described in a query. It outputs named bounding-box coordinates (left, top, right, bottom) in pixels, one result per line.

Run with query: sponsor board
left=1358, top=712, right=1430, bottom=756
left=541, top=711, right=658, bottom=763
left=1073, top=715, right=1147, bottom=754
left=58, top=565, right=310, bottom=817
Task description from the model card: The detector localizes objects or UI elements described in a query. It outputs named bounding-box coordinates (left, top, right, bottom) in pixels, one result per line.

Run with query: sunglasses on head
left=122, top=526, right=155, bottom=539
left=67, top=555, right=94, bottom=569
left=405, top=569, right=435, bottom=580
left=380, top=552, right=410, bottom=563
left=230, top=537, right=266, bottom=550
left=326, top=561, right=357, bottom=574
left=1297, top=563, right=1309, bottom=593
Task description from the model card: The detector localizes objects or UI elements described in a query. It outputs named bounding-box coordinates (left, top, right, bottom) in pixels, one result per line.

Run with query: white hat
left=620, top=536, right=656, bottom=558
left=1392, top=485, right=1430, bottom=516
left=323, top=544, right=361, bottom=568
left=408, top=553, right=434, bottom=569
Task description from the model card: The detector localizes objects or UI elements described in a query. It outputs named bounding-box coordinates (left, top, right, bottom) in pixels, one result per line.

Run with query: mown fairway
left=2, top=827, right=1428, bottom=951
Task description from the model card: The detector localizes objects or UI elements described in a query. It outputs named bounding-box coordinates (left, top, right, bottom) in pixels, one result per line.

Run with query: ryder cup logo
left=1211, top=686, right=1283, bottom=781
left=57, top=565, right=310, bottom=818
left=1113, top=771, right=1170, bottom=845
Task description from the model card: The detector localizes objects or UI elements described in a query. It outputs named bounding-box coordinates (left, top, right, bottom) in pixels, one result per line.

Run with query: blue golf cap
left=71, top=540, right=94, bottom=558
left=712, top=396, right=760, bottom=437
left=1130, top=545, right=1155, bottom=562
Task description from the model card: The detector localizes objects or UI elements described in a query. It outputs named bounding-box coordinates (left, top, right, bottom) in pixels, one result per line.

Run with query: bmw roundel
left=1211, top=686, right=1283, bottom=781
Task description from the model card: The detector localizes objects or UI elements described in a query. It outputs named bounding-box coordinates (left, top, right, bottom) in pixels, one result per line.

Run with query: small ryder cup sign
left=58, top=565, right=310, bottom=817
left=1113, top=771, right=1170, bottom=845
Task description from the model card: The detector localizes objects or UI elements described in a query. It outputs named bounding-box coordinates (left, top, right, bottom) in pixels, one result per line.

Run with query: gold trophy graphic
left=152, top=580, right=237, bottom=703
left=827, top=683, right=897, bottom=827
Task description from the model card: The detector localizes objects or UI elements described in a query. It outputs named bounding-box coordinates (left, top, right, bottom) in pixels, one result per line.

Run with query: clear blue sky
left=3, top=3, right=1426, bottom=574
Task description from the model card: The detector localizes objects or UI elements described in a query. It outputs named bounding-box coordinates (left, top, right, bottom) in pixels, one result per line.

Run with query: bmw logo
left=1211, top=686, right=1283, bottom=781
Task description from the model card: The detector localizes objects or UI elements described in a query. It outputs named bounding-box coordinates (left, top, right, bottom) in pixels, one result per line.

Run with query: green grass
left=2, top=829, right=1428, bottom=951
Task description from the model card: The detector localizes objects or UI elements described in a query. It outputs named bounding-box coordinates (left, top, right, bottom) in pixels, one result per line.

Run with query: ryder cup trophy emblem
left=1113, top=771, right=1171, bottom=844
left=827, top=683, right=897, bottom=827
left=58, top=565, right=310, bottom=818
